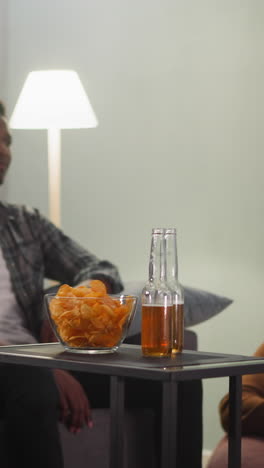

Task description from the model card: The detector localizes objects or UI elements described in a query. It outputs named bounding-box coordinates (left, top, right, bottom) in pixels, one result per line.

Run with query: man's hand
left=53, top=369, right=93, bottom=434
left=40, top=319, right=58, bottom=343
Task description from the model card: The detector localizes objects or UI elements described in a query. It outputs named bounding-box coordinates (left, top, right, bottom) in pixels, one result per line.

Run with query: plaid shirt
left=0, top=202, right=123, bottom=339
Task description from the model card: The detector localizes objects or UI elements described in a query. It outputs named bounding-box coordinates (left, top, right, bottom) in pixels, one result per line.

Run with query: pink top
left=0, top=248, right=37, bottom=344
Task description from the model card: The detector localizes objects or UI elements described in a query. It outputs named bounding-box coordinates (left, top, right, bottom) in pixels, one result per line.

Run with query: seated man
left=0, top=100, right=203, bottom=468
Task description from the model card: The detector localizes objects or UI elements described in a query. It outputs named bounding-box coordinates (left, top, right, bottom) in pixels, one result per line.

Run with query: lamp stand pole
left=47, top=128, right=61, bottom=227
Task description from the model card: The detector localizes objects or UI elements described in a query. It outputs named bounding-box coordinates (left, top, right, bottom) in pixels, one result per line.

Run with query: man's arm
left=26, top=207, right=124, bottom=293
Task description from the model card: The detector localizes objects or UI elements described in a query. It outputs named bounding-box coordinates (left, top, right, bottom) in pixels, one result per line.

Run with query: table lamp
left=9, top=69, right=98, bottom=227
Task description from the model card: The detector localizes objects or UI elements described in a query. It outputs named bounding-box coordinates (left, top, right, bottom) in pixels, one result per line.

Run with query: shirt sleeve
left=219, top=342, right=264, bottom=436
left=26, top=207, right=124, bottom=294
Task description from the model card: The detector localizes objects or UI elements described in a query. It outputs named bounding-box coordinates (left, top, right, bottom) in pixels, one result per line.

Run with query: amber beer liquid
left=171, top=302, right=184, bottom=354
left=141, top=304, right=173, bottom=357
left=165, top=228, right=184, bottom=355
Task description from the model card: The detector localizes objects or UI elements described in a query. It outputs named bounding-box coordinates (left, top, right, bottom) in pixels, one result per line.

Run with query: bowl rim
left=44, top=293, right=138, bottom=300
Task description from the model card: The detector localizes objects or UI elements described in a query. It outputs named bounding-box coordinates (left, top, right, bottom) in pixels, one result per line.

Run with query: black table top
left=0, top=343, right=263, bottom=381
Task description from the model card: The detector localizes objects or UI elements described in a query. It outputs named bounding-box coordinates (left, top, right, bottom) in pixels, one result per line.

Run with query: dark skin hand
left=54, top=369, right=93, bottom=434
left=40, top=319, right=93, bottom=434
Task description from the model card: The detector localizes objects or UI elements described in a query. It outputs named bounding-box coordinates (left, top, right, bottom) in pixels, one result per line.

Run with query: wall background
left=1, top=0, right=264, bottom=451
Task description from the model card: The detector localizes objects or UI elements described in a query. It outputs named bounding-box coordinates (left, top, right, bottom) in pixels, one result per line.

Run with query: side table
left=0, top=343, right=263, bottom=468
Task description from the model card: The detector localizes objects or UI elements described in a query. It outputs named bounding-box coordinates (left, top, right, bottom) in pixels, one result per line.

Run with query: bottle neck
left=165, top=231, right=179, bottom=283
left=148, top=230, right=167, bottom=283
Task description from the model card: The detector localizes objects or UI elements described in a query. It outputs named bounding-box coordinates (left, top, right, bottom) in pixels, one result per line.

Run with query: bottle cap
left=165, top=228, right=177, bottom=234
left=152, top=228, right=165, bottom=235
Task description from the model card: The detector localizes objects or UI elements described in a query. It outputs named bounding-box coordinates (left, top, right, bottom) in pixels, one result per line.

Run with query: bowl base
left=63, top=346, right=119, bottom=354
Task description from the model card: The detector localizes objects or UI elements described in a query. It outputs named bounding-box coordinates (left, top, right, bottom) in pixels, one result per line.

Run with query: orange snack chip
left=49, top=280, right=132, bottom=348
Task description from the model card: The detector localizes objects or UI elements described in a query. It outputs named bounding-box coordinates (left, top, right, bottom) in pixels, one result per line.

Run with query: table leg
left=161, top=380, right=178, bottom=468
left=228, top=375, right=242, bottom=468
left=110, top=375, right=125, bottom=468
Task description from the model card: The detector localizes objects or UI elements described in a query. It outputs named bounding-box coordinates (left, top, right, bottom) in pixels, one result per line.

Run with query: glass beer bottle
left=165, top=228, right=184, bottom=354
left=141, top=228, right=173, bottom=357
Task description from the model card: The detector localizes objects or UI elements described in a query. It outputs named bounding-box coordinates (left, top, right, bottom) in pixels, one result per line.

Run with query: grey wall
left=2, top=0, right=264, bottom=451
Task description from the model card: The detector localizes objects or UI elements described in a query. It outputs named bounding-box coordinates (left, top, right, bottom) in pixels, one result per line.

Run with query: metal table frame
left=0, top=343, right=263, bottom=468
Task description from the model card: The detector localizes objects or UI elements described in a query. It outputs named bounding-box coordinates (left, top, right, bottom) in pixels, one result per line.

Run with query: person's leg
left=0, top=363, right=63, bottom=468
left=73, top=371, right=203, bottom=468
left=176, top=379, right=203, bottom=468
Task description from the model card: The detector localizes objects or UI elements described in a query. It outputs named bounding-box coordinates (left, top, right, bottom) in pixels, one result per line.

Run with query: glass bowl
left=44, top=293, right=138, bottom=354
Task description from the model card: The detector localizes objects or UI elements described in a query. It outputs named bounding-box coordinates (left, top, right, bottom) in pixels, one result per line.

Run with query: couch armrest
left=184, top=329, right=197, bottom=351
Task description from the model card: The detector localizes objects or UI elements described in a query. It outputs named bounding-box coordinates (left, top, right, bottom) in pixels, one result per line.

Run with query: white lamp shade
left=9, top=70, right=98, bottom=129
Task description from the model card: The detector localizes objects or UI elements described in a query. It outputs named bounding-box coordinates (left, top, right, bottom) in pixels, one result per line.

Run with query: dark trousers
left=0, top=363, right=63, bottom=468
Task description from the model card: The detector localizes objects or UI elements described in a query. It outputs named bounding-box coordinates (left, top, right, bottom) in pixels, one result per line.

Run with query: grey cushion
left=182, top=285, right=233, bottom=327
left=122, top=281, right=233, bottom=335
